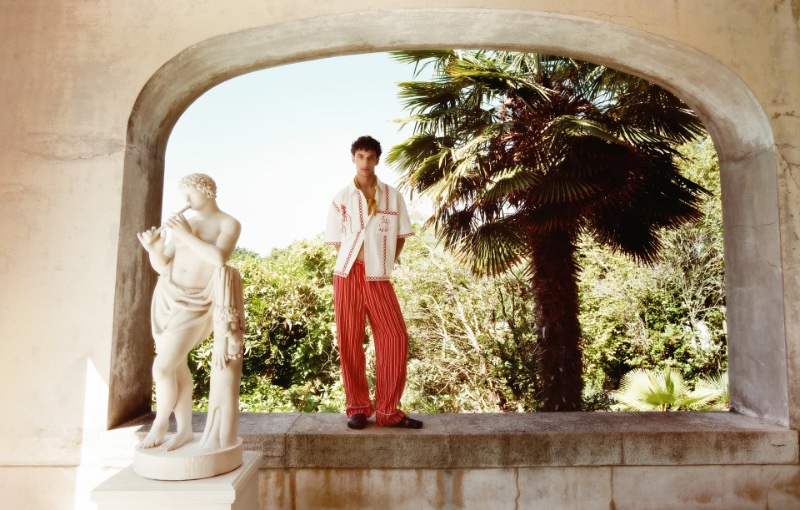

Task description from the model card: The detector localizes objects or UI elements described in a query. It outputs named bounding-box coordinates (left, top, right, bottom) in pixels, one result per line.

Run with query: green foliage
left=579, top=138, right=727, bottom=408
left=610, top=368, right=728, bottom=411
left=189, top=238, right=344, bottom=412
left=393, top=229, right=541, bottom=412
left=694, top=371, right=730, bottom=410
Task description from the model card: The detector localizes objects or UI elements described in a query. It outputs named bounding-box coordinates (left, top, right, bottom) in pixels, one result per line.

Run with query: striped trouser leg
left=333, top=261, right=375, bottom=418
left=364, top=277, right=409, bottom=426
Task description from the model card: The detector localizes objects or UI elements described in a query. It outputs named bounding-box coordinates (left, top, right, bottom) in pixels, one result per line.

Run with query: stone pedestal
left=133, top=433, right=243, bottom=480
left=91, top=451, right=261, bottom=510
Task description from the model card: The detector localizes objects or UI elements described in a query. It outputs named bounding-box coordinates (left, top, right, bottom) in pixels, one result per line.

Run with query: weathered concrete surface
left=127, top=412, right=799, bottom=468
left=723, top=148, right=789, bottom=425
left=255, top=464, right=800, bottom=509
left=80, top=412, right=800, bottom=508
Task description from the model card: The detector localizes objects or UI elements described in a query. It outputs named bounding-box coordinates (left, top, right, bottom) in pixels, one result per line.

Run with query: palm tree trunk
left=529, top=230, right=583, bottom=411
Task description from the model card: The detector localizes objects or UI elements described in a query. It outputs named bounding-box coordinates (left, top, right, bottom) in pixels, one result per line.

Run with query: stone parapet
left=123, top=412, right=798, bottom=469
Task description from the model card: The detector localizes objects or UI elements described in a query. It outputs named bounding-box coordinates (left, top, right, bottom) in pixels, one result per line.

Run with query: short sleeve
left=324, top=199, right=342, bottom=245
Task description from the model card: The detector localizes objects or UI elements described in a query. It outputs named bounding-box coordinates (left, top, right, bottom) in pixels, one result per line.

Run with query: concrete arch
left=109, top=9, right=786, bottom=427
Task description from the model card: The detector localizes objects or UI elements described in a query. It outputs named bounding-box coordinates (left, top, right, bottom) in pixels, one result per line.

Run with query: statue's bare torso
left=169, top=211, right=238, bottom=289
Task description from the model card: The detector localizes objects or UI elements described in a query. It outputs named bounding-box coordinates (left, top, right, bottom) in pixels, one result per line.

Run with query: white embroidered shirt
left=324, top=178, right=414, bottom=280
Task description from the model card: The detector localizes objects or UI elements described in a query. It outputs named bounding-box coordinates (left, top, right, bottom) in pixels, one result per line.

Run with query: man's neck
left=355, top=174, right=377, bottom=190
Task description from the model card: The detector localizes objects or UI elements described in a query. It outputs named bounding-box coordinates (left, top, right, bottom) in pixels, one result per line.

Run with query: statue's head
left=178, top=173, right=217, bottom=199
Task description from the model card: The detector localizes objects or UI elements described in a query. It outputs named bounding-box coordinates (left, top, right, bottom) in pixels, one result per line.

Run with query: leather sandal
left=390, top=415, right=423, bottom=429
left=347, top=413, right=368, bottom=430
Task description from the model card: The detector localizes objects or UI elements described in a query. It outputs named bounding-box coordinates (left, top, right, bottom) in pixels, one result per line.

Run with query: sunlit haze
left=164, top=52, right=430, bottom=256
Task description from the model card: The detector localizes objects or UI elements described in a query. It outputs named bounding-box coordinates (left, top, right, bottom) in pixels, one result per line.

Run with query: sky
left=163, top=52, right=431, bottom=256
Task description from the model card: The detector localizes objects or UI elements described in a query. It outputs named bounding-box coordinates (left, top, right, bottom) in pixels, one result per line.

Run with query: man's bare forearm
left=395, top=237, right=405, bottom=261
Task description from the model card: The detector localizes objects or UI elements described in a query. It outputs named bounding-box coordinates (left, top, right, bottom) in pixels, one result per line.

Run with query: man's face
left=352, top=149, right=379, bottom=179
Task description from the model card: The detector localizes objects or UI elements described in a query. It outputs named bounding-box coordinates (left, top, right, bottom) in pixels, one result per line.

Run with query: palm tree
left=387, top=51, right=707, bottom=411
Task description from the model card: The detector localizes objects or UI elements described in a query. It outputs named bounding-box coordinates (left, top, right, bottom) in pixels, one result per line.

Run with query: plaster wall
left=0, top=0, right=798, bottom=507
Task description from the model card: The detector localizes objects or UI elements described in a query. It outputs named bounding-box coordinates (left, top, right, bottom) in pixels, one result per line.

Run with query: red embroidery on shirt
left=342, top=230, right=361, bottom=273
left=332, top=200, right=341, bottom=214
left=340, top=205, right=351, bottom=234
left=358, top=197, right=364, bottom=229
left=379, top=216, right=390, bottom=233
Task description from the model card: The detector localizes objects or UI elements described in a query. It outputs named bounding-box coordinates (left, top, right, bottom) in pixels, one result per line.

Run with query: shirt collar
left=349, top=176, right=384, bottom=194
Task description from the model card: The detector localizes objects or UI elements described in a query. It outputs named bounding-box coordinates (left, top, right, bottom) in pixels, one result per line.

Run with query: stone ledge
left=121, top=411, right=798, bottom=469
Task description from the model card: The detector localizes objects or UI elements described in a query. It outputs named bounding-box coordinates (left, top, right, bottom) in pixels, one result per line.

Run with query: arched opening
left=108, top=9, right=786, bottom=428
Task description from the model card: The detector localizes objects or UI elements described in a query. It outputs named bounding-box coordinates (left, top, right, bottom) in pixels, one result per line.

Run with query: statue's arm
left=213, top=217, right=242, bottom=264
left=166, top=214, right=241, bottom=267
left=137, top=228, right=174, bottom=273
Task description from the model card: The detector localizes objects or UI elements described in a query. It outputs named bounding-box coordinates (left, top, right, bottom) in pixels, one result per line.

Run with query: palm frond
left=611, top=367, right=724, bottom=411
left=387, top=131, right=441, bottom=171
left=478, top=165, right=539, bottom=204
left=524, top=173, right=605, bottom=205
left=693, top=371, right=729, bottom=410
left=391, top=48, right=709, bottom=272
left=609, top=86, right=705, bottom=144
left=542, top=116, right=624, bottom=147
left=390, top=50, right=456, bottom=78
left=451, top=217, right=528, bottom=276
left=611, top=368, right=711, bottom=411
left=448, top=57, right=551, bottom=103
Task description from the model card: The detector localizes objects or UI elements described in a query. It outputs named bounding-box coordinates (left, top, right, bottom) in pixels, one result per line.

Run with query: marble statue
left=134, top=173, right=245, bottom=479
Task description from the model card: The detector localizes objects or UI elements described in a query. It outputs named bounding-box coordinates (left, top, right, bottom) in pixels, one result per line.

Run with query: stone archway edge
left=111, top=9, right=787, bottom=429
left=131, top=9, right=774, bottom=159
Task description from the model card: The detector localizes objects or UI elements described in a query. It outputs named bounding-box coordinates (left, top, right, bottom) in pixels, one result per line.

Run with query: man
left=325, top=136, right=422, bottom=430
left=137, top=173, right=244, bottom=451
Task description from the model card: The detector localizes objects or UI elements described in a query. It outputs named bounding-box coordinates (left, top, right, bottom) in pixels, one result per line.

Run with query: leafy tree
left=189, top=238, right=344, bottom=412
left=393, top=228, right=541, bottom=412
left=580, top=138, right=726, bottom=408
left=388, top=50, right=707, bottom=411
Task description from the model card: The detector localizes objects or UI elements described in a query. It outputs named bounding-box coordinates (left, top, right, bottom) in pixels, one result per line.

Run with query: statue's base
left=92, top=451, right=261, bottom=510
left=133, top=433, right=244, bottom=480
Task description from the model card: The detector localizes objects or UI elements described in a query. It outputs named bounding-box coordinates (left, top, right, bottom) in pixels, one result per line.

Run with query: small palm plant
left=611, top=368, right=727, bottom=411
left=693, top=370, right=729, bottom=410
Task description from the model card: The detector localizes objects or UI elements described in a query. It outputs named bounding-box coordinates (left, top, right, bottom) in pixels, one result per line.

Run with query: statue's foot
left=160, top=429, right=194, bottom=451
left=199, top=435, right=221, bottom=450
left=137, top=427, right=166, bottom=449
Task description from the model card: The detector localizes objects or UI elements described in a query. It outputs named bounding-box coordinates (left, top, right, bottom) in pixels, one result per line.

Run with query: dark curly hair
left=350, top=135, right=382, bottom=158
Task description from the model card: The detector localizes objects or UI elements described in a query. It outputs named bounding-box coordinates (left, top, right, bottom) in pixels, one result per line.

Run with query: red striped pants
left=333, top=260, right=408, bottom=426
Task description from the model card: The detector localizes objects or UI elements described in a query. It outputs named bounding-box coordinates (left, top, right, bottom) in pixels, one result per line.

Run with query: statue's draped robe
left=151, top=264, right=245, bottom=449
